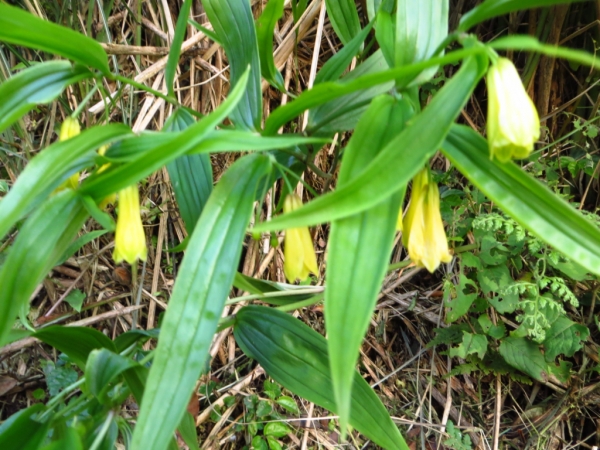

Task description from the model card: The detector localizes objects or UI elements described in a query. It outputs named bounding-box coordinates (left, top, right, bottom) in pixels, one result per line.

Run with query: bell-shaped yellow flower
left=58, top=117, right=81, bottom=190
left=113, top=185, right=147, bottom=264
left=402, top=169, right=452, bottom=272
left=283, top=194, right=318, bottom=282
left=486, top=57, right=540, bottom=162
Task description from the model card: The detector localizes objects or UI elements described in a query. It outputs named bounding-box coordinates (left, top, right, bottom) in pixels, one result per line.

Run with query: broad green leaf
left=263, top=422, right=291, bottom=438
left=489, top=35, right=600, bottom=71
left=325, top=95, right=411, bottom=433
left=34, top=326, right=116, bottom=370
left=265, top=46, right=481, bottom=135
left=393, top=0, right=448, bottom=85
left=0, top=191, right=88, bottom=347
left=164, top=109, right=213, bottom=234
left=459, top=0, right=587, bottom=32
left=204, top=0, right=262, bottom=130
left=0, top=124, right=131, bottom=242
left=498, top=336, right=548, bottom=381
left=0, top=61, right=92, bottom=133
left=40, top=427, right=84, bottom=450
left=256, top=0, right=285, bottom=90
left=0, top=404, right=49, bottom=450
left=64, top=290, right=85, bottom=313
left=314, top=21, right=373, bottom=85
left=114, top=328, right=160, bottom=353
left=275, top=396, right=300, bottom=415
left=325, top=0, right=361, bottom=45
left=444, top=273, right=478, bottom=322
left=542, top=316, right=589, bottom=362
left=85, top=348, right=142, bottom=403
left=79, top=70, right=250, bottom=200
left=0, top=3, right=110, bottom=74
left=234, top=306, right=409, bottom=450
left=442, top=125, right=600, bottom=276
left=131, top=153, right=272, bottom=450
left=165, top=0, right=193, bottom=96
left=254, top=55, right=487, bottom=232
left=448, top=332, right=488, bottom=359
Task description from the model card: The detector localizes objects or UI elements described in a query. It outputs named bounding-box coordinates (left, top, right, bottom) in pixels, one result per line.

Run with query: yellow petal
left=282, top=194, right=318, bottom=282
left=113, top=185, right=147, bottom=264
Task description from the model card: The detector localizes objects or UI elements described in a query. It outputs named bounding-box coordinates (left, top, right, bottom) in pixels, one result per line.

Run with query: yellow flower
left=486, top=57, right=540, bottom=162
left=402, top=169, right=452, bottom=272
left=57, top=117, right=81, bottom=190
left=283, top=194, right=318, bottom=282
left=113, top=185, right=147, bottom=264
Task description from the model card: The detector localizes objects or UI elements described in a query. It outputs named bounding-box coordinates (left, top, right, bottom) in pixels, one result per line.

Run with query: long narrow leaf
left=0, top=3, right=110, bottom=74
left=0, top=124, right=131, bottom=242
left=442, top=125, right=600, bottom=276
left=234, top=306, right=409, bottom=450
left=165, top=0, right=193, bottom=97
left=254, top=55, right=487, bottom=232
left=326, top=95, right=412, bottom=433
left=203, top=0, right=262, bottom=130
left=256, top=0, right=285, bottom=90
left=325, top=0, right=362, bottom=45
left=131, top=153, right=272, bottom=450
left=0, top=191, right=88, bottom=347
left=0, top=61, right=92, bottom=133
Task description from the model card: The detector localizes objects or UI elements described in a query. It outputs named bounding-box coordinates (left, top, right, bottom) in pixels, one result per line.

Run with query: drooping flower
left=486, top=57, right=540, bottom=162
left=58, top=117, right=81, bottom=190
left=402, top=168, right=452, bottom=272
left=283, top=194, right=318, bottom=282
left=113, top=185, right=147, bottom=264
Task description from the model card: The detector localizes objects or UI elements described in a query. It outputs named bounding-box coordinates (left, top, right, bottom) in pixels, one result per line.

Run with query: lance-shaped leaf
left=131, top=153, right=272, bottom=450
left=0, top=61, right=92, bottom=133
left=164, top=109, right=213, bottom=235
left=442, top=124, right=600, bottom=276
left=234, top=305, right=409, bottom=450
left=256, top=0, right=285, bottom=90
left=325, top=0, right=362, bottom=45
left=203, top=0, right=262, bottom=130
left=0, top=3, right=110, bottom=74
left=0, top=404, right=49, bottom=450
left=254, top=54, right=488, bottom=232
left=326, top=95, right=412, bottom=433
left=459, top=0, right=587, bottom=32
left=0, top=124, right=131, bottom=242
left=79, top=70, right=250, bottom=200
left=0, top=191, right=88, bottom=347
left=165, top=0, right=193, bottom=96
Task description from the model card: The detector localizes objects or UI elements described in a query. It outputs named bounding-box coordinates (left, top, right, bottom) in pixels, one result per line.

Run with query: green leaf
left=314, top=21, right=374, bottom=85
left=254, top=55, right=487, bottom=232
left=0, top=124, right=131, bottom=241
left=444, top=274, right=478, bottom=322
left=178, top=412, right=200, bottom=450
left=113, top=328, right=160, bottom=353
left=0, top=3, right=110, bottom=74
left=448, top=332, right=488, bottom=359
left=0, top=191, right=89, bottom=347
left=64, top=290, right=85, bottom=313
left=266, top=436, right=283, bottom=450
left=256, top=0, right=285, bottom=90
left=203, top=0, right=262, bottom=130
left=252, top=436, right=268, bottom=450
left=232, top=272, right=318, bottom=305
left=234, top=305, right=409, bottom=450
left=498, top=336, right=548, bottom=381
left=489, top=35, right=600, bottom=71
left=325, top=95, right=411, bottom=433
left=442, top=125, right=600, bottom=277
left=542, top=317, right=589, bottom=362
left=459, top=0, right=587, bottom=32
left=0, top=404, right=49, bottom=450
left=131, top=154, right=272, bottom=450
left=0, top=61, right=91, bottom=133
left=41, top=359, right=78, bottom=396
left=325, top=0, right=362, bottom=45
left=164, top=109, right=213, bottom=235
left=34, top=325, right=116, bottom=370
left=40, top=427, right=84, bottom=450
left=85, top=348, right=141, bottom=403
left=263, top=422, right=291, bottom=438
left=79, top=70, right=250, bottom=200
left=165, top=0, right=193, bottom=96
left=263, top=379, right=282, bottom=399
left=275, top=396, right=300, bottom=415
left=57, top=230, right=109, bottom=265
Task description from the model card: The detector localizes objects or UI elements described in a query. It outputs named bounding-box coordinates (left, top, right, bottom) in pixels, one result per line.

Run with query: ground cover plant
left=1, top=0, right=600, bottom=448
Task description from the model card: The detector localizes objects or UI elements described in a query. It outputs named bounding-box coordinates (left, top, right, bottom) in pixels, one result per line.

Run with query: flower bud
left=113, top=185, right=147, bottom=264
left=402, top=169, right=452, bottom=272
left=486, top=57, right=540, bottom=162
left=57, top=117, right=81, bottom=190
left=283, top=194, right=318, bottom=282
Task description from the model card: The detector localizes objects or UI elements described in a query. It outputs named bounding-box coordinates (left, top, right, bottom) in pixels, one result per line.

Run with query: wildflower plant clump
left=1, top=1, right=600, bottom=449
